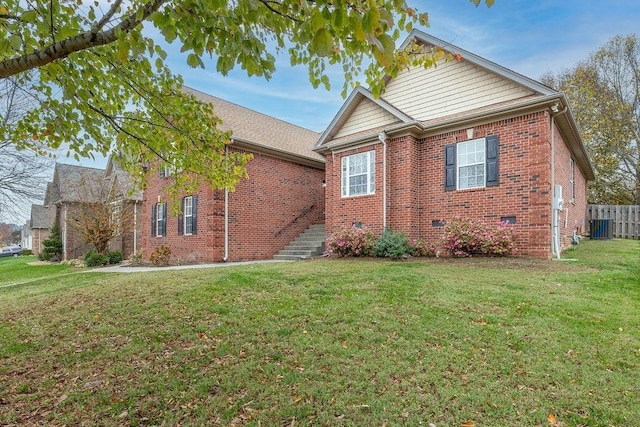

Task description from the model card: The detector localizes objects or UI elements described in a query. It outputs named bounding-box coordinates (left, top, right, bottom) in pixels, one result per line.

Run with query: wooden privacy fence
left=586, top=205, right=640, bottom=239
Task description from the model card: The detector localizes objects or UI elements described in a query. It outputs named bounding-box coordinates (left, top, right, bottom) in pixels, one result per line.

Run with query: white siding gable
left=333, top=98, right=400, bottom=139
left=382, top=59, right=537, bottom=121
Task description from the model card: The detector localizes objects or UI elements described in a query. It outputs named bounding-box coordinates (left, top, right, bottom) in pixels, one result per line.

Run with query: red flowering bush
left=327, top=225, right=376, bottom=257
left=442, top=217, right=516, bottom=257
left=412, top=238, right=439, bottom=257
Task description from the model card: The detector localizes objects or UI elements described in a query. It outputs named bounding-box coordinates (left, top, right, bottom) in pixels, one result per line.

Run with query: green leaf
left=9, top=35, right=22, bottom=51
left=117, top=40, right=130, bottom=62
left=21, top=10, right=38, bottom=22
left=187, top=53, right=204, bottom=68
left=311, top=28, right=333, bottom=57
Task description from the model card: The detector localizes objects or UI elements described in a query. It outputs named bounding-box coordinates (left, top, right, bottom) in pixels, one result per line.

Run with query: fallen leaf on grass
left=461, top=422, right=475, bottom=427
left=548, top=413, right=558, bottom=426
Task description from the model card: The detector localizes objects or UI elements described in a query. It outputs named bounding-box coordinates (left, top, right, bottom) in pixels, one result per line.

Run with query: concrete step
left=274, top=224, right=325, bottom=260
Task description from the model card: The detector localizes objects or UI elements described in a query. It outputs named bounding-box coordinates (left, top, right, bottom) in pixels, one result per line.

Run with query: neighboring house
left=21, top=219, right=32, bottom=250
left=29, top=205, right=50, bottom=256
left=104, top=157, right=143, bottom=258
left=43, top=164, right=106, bottom=260
left=314, top=31, right=595, bottom=259
left=142, top=87, right=325, bottom=264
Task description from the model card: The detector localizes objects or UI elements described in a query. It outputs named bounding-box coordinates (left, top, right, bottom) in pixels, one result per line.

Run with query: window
left=457, top=138, right=486, bottom=189
left=178, top=195, right=198, bottom=236
left=341, top=150, right=375, bottom=197
left=445, top=136, right=499, bottom=191
left=570, top=158, right=575, bottom=201
left=151, top=202, right=167, bottom=237
left=159, top=164, right=172, bottom=177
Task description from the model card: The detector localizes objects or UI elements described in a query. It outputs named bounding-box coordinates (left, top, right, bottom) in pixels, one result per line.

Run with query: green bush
left=84, top=249, right=109, bottom=267
left=42, top=225, right=63, bottom=261
left=107, top=251, right=124, bottom=264
left=373, top=227, right=412, bottom=259
left=22, top=249, right=33, bottom=256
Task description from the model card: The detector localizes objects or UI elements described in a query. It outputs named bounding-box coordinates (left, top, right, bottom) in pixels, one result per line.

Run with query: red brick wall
left=142, top=149, right=325, bottom=264
left=31, top=228, right=50, bottom=256
left=326, top=112, right=566, bottom=258
left=553, top=125, right=588, bottom=249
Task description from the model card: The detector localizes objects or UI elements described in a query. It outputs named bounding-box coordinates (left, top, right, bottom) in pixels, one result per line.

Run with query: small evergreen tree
left=42, top=224, right=63, bottom=261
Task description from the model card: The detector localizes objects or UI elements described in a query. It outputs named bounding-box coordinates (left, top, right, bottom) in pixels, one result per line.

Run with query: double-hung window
left=445, top=136, right=499, bottom=191
left=341, top=150, right=375, bottom=197
left=151, top=202, right=167, bottom=237
left=570, top=158, right=575, bottom=201
left=184, top=196, right=193, bottom=235
left=457, top=138, right=486, bottom=190
left=178, top=195, right=198, bottom=236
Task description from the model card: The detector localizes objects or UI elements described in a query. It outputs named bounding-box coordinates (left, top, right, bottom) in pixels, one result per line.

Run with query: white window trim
left=570, top=158, right=575, bottom=202
left=457, top=138, right=486, bottom=190
left=341, top=150, right=375, bottom=197
left=156, top=202, right=164, bottom=237
left=184, top=196, right=193, bottom=236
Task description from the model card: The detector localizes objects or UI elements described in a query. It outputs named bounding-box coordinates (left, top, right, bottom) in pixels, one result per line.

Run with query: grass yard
left=1, top=240, right=639, bottom=426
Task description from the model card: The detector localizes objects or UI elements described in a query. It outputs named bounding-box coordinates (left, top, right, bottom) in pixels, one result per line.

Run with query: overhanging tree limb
left=0, top=0, right=167, bottom=78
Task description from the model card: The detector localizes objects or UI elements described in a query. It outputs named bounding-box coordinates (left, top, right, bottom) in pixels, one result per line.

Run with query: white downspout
left=133, top=201, right=138, bottom=254
left=63, top=205, right=67, bottom=260
left=223, top=145, right=230, bottom=262
left=378, top=131, right=387, bottom=228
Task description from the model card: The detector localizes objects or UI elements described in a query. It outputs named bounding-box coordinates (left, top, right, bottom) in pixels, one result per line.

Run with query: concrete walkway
left=91, top=259, right=293, bottom=273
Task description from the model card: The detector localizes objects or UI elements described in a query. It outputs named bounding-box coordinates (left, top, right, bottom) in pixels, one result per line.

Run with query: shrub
left=412, top=239, right=438, bottom=257
left=107, top=251, right=124, bottom=265
left=373, top=227, right=412, bottom=259
left=42, top=225, right=63, bottom=262
left=22, top=249, right=33, bottom=256
left=84, top=249, right=109, bottom=267
left=150, top=245, right=172, bottom=266
left=442, top=217, right=516, bottom=257
left=129, top=250, right=144, bottom=266
left=327, top=225, right=376, bottom=257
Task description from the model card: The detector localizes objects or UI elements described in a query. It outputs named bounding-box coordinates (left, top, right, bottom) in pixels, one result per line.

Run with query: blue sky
left=8, top=0, right=639, bottom=224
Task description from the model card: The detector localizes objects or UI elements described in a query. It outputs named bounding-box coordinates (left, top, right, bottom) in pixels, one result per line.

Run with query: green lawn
left=1, top=240, right=638, bottom=426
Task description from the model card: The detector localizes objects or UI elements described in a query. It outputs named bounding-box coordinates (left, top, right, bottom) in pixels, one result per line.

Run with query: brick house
left=29, top=204, right=50, bottom=256
left=104, top=157, right=143, bottom=258
left=141, top=87, right=325, bottom=264
left=314, top=31, right=595, bottom=258
left=43, top=163, right=106, bottom=260
left=42, top=161, right=142, bottom=260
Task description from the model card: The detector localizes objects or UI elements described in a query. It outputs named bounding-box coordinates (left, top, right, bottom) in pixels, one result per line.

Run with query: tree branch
left=0, top=0, right=167, bottom=78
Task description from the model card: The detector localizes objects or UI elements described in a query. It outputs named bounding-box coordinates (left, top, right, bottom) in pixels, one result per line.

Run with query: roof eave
left=232, top=138, right=325, bottom=169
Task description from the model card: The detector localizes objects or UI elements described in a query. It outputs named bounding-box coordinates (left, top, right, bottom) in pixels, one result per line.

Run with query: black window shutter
left=161, top=202, right=167, bottom=236
left=178, top=198, right=184, bottom=236
left=192, top=195, right=198, bottom=235
left=444, top=144, right=456, bottom=191
left=486, top=135, right=499, bottom=187
left=159, top=166, right=165, bottom=178
left=151, top=203, right=157, bottom=237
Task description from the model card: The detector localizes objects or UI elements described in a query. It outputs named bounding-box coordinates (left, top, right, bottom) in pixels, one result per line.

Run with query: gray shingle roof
left=105, top=157, right=143, bottom=201
left=183, top=86, right=324, bottom=163
left=30, top=204, right=50, bottom=229
left=48, top=163, right=106, bottom=204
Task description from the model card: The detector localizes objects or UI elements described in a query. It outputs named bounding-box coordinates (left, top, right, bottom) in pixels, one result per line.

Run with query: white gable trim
left=314, top=87, right=414, bottom=150
left=403, top=30, right=556, bottom=97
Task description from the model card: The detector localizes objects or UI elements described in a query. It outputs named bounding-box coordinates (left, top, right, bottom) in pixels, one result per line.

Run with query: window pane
left=341, top=151, right=375, bottom=197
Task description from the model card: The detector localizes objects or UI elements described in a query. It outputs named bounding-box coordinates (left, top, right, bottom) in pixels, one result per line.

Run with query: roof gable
left=30, top=204, right=49, bottom=229
left=315, top=87, right=413, bottom=148
left=49, top=163, right=106, bottom=204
